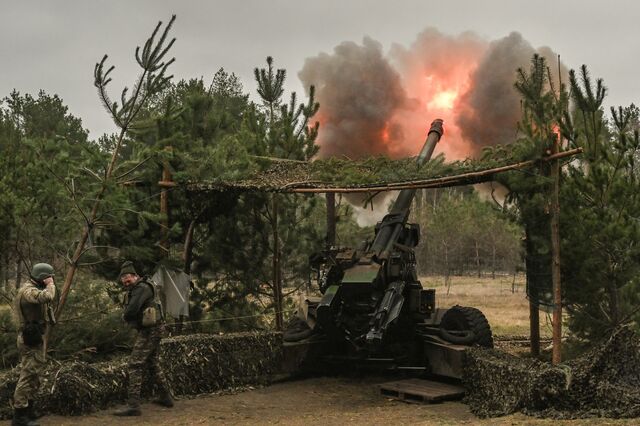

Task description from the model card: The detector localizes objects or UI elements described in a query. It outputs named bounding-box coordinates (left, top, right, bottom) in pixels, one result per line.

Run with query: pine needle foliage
left=481, top=54, right=568, bottom=308
left=560, top=75, right=640, bottom=339
left=188, top=143, right=552, bottom=192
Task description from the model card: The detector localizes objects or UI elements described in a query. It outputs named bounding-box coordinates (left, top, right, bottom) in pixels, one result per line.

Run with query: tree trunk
left=526, top=228, right=540, bottom=357
left=183, top=219, right=196, bottom=274
left=56, top=125, right=129, bottom=319
left=530, top=298, right=540, bottom=357
left=444, top=243, right=451, bottom=295
left=475, top=240, right=481, bottom=278
left=15, top=259, right=22, bottom=290
left=272, top=194, right=283, bottom=331
left=491, top=243, right=496, bottom=279
left=607, top=280, right=620, bottom=326
left=550, top=135, right=562, bottom=365
left=326, top=192, right=336, bottom=249
left=1, top=251, right=7, bottom=290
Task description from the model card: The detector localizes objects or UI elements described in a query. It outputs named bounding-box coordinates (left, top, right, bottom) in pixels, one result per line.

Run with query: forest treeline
left=1, top=21, right=639, bottom=366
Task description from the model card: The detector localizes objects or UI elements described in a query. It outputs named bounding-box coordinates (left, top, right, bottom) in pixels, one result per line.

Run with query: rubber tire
left=439, top=305, right=493, bottom=348
left=283, top=316, right=315, bottom=342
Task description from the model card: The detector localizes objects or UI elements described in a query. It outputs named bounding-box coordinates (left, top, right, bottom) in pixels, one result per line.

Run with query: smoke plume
left=298, top=37, right=409, bottom=160
left=299, top=29, right=567, bottom=161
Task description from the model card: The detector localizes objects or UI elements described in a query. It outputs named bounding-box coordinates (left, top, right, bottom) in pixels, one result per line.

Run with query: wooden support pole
left=326, top=192, right=336, bottom=249
left=529, top=287, right=540, bottom=357
left=551, top=136, right=562, bottom=364
left=272, top=194, right=283, bottom=331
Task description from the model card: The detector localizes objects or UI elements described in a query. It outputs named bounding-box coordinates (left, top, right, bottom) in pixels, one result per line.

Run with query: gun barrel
left=417, top=119, right=444, bottom=165
left=370, top=119, right=444, bottom=259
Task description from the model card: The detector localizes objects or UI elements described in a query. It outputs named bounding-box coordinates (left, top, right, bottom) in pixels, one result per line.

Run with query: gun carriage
left=284, top=119, right=493, bottom=378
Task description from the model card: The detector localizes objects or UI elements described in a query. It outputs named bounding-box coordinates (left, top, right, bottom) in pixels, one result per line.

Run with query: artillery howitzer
left=284, top=119, right=493, bottom=378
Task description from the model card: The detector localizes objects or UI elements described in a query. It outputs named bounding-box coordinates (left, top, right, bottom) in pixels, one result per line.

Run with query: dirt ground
left=17, top=376, right=636, bottom=426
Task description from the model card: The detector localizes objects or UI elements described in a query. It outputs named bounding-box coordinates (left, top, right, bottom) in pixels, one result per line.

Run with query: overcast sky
left=1, top=0, right=638, bottom=139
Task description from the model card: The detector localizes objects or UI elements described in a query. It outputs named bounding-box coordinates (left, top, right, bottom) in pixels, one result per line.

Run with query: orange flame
left=391, top=62, right=481, bottom=159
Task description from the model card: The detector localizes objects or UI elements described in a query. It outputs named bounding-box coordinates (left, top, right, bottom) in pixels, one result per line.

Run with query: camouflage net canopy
left=186, top=146, right=580, bottom=193
left=464, top=326, right=640, bottom=419
left=0, top=332, right=282, bottom=420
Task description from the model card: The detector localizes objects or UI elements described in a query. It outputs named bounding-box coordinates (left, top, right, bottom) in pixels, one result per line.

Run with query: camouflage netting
left=464, top=327, right=640, bottom=419
left=0, top=332, right=282, bottom=420
left=187, top=143, right=566, bottom=193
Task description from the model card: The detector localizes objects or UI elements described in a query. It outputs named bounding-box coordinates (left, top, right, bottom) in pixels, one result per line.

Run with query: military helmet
left=30, top=263, right=55, bottom=281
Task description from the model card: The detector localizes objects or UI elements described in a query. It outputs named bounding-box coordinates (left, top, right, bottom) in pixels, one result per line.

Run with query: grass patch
left=421, top=274, right=553, bottom=337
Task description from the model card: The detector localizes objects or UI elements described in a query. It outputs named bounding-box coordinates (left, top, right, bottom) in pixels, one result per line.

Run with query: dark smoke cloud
left=456, top=32, right=567, bottom=155
left=298, top=37, right=410, bottom=159
left=300, top=29, right=567, bottom=162
left=390, top=27, right=487, bottom=82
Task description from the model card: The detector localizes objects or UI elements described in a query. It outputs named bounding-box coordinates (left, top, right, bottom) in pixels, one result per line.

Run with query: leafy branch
left=54, top=15, right=177, bottom=324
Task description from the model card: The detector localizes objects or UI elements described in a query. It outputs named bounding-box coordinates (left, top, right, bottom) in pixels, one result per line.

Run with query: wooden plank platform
left=378, top=378, right=465, bottom=404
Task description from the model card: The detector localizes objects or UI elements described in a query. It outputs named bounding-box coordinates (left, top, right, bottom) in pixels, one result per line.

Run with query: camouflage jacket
left=13, top=280, right=56, bottom=329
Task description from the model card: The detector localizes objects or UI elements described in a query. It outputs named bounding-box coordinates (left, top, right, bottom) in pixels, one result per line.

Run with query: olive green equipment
left=123, top=278, right=165, bottom=327
left=30, top=263, right=54, bottom=282
left=142, top=278, right=164, bottom=327
left=284, top=119, right=493, bottom=380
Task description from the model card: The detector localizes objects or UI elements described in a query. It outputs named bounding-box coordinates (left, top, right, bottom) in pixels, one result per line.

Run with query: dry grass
left=420, top=274, right=553, bottom=337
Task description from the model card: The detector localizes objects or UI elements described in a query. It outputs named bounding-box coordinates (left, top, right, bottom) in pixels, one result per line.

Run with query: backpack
left=141, top=277, right=165, bottom=327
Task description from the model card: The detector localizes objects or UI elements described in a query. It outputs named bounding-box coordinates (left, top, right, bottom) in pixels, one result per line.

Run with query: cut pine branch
left=53, top=16, right=176, bottom=323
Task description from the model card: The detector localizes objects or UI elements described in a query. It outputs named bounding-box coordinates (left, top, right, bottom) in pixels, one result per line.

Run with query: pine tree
left=0, top=91, right=96, bottom=288
left=251, top=56, right=320, bottom=330
left=560, top=68, right=640, bottom=338
left=485, top=54, right=566, bottom=308
left=53, top=15, right=177, bottom=321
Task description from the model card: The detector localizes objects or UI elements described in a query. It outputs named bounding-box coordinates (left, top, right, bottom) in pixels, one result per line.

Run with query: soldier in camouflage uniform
left=113, top=261, right=174, bottom=417
left=12, top=263, right=56, bottom=426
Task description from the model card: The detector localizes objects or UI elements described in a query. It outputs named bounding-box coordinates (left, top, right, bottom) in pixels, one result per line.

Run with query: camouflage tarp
left=464, top=326, right=640, bottom=419
left=0, top=332, right=282, bottom=419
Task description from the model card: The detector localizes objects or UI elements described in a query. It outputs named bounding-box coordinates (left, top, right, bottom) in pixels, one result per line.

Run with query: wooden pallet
left=378, top=378, right=465, bottom=404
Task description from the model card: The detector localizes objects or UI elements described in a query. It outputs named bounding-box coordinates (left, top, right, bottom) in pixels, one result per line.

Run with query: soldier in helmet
left=113, top=260, right=174, bottom=417
left=11, top=263, right=56, bottom=426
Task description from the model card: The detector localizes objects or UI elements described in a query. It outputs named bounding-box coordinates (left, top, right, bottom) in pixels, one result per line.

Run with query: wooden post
left=159, top=146, right=173, bottom=256
left=551, top=135, right=562, bottom=364
left=529, top=296, right=540, bottom=357
left=326, top=192, right=336, bottom=249
left=527, top=234, right=541, bottom=357
left=272, top=194, right=283, bottom=331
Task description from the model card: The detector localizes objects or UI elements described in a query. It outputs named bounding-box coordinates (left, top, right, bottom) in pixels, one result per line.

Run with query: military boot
left=112, top=405, right=142, bottom=416
left=11, top=407, right=38, bottom=426
left=152, top=392, right=174, bottom=408
left=27, top=400, right=42, bottom=421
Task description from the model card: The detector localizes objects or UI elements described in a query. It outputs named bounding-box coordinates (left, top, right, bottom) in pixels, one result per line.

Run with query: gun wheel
left=439, top=305, right=493, bottom=348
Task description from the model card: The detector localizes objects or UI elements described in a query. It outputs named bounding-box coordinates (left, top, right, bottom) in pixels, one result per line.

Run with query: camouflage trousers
left=13, top=334, right=46, bottom=409
left=127, top=325, right=170, bottom=407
